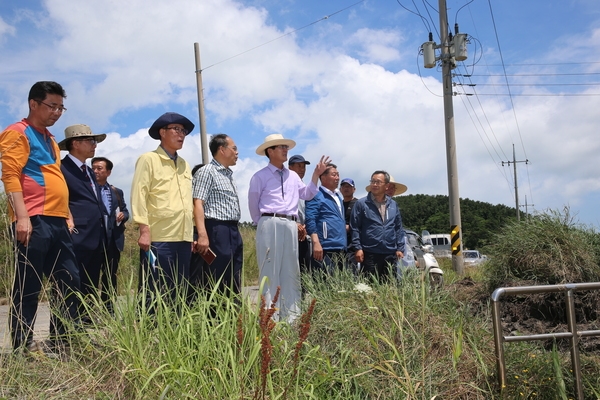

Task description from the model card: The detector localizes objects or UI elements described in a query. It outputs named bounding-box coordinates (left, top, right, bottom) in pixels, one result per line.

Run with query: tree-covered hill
left=394, top=194, right=518, bottom=250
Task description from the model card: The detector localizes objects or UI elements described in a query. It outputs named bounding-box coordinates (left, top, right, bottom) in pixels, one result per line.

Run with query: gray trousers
left=256, top=216, right=300, bottom=323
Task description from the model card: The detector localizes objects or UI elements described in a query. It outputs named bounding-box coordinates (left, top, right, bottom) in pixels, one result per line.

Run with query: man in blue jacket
left=305, top=163, right=347, bottom=274
left=350, top=170, right=405, bottom=281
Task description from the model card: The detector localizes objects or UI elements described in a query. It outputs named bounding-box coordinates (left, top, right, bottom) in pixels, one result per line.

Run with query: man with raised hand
left=248, top=134, right=330, bottom=323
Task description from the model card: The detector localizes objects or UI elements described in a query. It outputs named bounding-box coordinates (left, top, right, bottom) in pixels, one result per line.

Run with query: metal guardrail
left=491, top=282, right=600, bottom=400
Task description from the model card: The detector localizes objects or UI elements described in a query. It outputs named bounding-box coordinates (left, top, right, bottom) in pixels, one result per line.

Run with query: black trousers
left=10, top=216, right=80, bottom=349
left=100, top=240, right=121, bottom=313
left=361, top=251, right=397, bottom=282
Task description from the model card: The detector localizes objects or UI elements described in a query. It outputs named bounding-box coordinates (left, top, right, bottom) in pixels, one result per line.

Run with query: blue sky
left=1, top=0, right=600, bottom=228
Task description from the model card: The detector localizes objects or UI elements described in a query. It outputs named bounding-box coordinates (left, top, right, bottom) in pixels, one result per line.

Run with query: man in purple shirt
left=248, top=134, right=329, bottom=323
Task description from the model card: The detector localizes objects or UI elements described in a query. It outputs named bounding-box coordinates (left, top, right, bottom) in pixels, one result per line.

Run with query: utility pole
left=194, top=43, right=210, bottom=164
left=438, top=0, right=464, bottom=275
left=502, top=144, right=529, bottom=221
left=520, top=195, right=534, bottom=222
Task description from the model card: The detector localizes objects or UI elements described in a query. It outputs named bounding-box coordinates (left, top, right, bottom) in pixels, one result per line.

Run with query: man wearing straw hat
left=131, top=112, right=195, bottom=306
left=59, top=124, right=108, bottom=322
left=248, top=134, right=330, bottom=323
left=351, top=170, right=405, bottom=282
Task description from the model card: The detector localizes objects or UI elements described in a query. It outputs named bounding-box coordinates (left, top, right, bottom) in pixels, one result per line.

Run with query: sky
left=1, top=0, right=600, bottom=229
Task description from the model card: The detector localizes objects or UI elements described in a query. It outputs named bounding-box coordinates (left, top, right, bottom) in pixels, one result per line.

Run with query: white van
left=422, top=233, right=452, bottom=259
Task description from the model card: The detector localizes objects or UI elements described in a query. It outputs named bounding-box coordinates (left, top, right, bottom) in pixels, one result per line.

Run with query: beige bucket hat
left=58, top=124, right=106, bottom=150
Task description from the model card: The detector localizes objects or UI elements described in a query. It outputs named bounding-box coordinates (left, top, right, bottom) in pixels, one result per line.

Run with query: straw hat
left=255, top=133, right=296, bottom=156
left=365, top=174, right=408, bottom=196
left=58, top=124, right=106, bottom=150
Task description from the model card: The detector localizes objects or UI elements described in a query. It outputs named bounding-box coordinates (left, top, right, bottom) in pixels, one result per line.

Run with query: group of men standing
left=1, top=81, right=406, bottom=354
left=0, top=81, right=129, bottom=353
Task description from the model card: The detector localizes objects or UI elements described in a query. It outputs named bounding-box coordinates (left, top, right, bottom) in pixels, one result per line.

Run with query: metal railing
left=491, top=282, right=600, bottom=400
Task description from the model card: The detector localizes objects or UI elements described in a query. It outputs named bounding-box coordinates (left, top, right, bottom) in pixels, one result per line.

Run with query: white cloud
left=0, top=16, right=15, bottom=41
left=345, top=28, right=402, bottom=64
left=2, top=0, right=600, bottom=228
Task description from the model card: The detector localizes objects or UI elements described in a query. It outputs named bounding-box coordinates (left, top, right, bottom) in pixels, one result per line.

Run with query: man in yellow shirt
left=131, top=112, right=194, bottom=308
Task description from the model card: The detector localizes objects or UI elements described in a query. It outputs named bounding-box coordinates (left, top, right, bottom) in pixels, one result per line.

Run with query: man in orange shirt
left=0, top=81, right=81, bottom=354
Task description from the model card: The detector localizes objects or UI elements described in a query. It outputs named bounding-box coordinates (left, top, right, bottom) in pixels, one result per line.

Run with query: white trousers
left=256, top=216, right=300, bottom=323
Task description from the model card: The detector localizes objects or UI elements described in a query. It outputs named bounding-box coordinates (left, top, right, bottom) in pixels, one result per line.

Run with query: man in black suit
left=92, top=156, right=129, bottom=314
left=58, top=124, right=108, bottom=321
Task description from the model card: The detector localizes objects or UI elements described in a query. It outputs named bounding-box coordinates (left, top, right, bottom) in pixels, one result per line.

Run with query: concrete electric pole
left=502, top=144, right=529, bottom=221
left=194, top=43, right=210, bottom=165
left=438, top=0, right=464, bottom=275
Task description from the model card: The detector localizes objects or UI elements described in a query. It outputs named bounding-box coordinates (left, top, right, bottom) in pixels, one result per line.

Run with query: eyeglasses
left=274, top=145, right=289, bottom=150
left=163, top=126, right=188, bottom=135
left=224, top=146, right=238, bottom=152
left=369, top=180, right=386, bottom=186
left=76, top=138, right=97, bottom=144
left=37, top=100, right=67, bottom=114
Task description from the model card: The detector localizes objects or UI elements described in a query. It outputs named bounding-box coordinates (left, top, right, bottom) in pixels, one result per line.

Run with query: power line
left=468, top=83, right=600, bottom=86
left=465, top=93, right=600, bottom=96
left=486, top=0, right=530, bottom=190
left=202, top=0, right=366, bottom=71
left=468, top=72, right=600, bottom=77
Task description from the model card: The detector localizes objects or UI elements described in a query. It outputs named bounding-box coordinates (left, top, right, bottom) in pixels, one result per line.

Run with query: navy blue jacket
left=305, top=187, right=347, bottom=251
left=350, top=193, right=405, bottom=255
left=61, top=156, right=107, bottom=251
left=107, top=185, right=129, bottom=252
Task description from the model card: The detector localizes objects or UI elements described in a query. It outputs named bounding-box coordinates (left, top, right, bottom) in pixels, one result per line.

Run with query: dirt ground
left=448, top=277, right=600, bottom=352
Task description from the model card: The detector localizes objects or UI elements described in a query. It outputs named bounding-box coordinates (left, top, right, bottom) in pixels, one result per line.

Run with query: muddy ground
left=448, top=277, right=600, bottom=352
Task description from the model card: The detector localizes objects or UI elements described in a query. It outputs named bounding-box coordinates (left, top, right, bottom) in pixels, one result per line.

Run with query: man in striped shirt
left=192, top=134, right=243, bottom=298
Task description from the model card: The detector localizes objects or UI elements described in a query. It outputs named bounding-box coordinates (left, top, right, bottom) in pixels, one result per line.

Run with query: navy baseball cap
left=288, top=155, right=310, bottom=165
left=341, top=178, right=355, bottom=187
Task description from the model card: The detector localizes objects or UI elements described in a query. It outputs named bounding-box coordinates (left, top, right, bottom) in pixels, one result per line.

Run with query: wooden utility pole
left=194, top=43, right=209, bottom=164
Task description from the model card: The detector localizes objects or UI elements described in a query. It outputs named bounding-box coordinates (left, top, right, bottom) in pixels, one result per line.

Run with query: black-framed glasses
left=37, top=100, right=67, bottom=114
left=163, top=126, right=188, bottom=135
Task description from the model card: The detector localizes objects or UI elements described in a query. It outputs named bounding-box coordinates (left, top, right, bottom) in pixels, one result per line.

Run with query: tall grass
left=2, top=208, right=600, bottom=398
left=484, top=207, right=600, bottom=289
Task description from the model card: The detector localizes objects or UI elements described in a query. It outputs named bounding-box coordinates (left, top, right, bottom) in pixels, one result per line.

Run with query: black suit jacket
left=61, top=156, right=107, bottom=251
left=107, top=184, right=129, bottom=252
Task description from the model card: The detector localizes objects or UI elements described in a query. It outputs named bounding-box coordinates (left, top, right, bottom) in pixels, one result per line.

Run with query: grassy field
left=1, top=202, right=600, bottom=399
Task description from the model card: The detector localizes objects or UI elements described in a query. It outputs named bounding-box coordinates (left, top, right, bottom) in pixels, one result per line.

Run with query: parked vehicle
left=399, top=229, right=444, bottom=288
left=463, top=249, right=484, bottom=266
left=421, top=232, right=452, bottom=259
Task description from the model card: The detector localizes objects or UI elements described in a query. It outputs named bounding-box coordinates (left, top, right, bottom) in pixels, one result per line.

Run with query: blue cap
left=341, top=178, right=355, bottom=187
left=288, top=155, right=310, bottom=165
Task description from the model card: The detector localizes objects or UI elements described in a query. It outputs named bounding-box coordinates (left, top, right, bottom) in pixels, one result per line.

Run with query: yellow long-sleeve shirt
left=131, top=146, right=193, bottom=242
